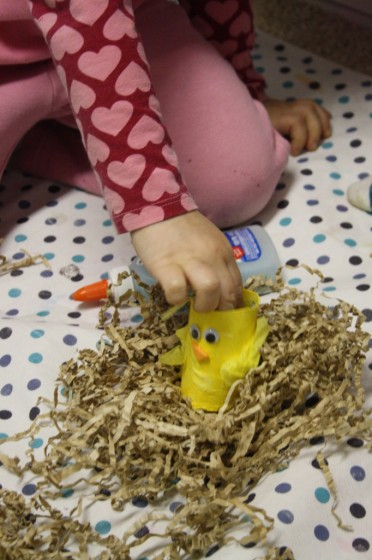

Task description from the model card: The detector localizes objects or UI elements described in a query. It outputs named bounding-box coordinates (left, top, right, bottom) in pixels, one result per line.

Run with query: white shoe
left=347, top=176, right=372, bottom=213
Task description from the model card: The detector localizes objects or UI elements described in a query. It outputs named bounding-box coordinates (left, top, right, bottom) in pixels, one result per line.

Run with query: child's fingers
left=304, top=107, right=325, bottom=151
left=155, top=263, right=190, bottom=307
left=289, top=118, right=308, bottom=156
left=314, top=104, right=332, bottom=138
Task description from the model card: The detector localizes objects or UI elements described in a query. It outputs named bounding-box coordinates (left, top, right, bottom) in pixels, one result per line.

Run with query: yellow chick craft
left=160, top=289, right=269, bottom=412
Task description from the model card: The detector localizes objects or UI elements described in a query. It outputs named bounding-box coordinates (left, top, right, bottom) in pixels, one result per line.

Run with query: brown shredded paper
left=0, top=271, right=371, bottom=559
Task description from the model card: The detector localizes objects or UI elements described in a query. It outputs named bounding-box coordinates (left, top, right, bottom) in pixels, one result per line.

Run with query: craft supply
left=71, top=260, right=157, bottom=302
left=223, top=225, right=280, bottom=283
left=72, top=226, right=279, bottom=303
left=160, top=288, right=269, bottom=411
left=347, top=176, right=372, bottom=212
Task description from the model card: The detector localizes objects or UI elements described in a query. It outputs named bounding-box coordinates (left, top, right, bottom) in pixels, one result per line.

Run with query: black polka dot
left=18, top=200, right=31, bottom=209
left=280, top=66, right=291, bottom=73
left=45, top=217, right=57, bottom=225
left=350, top=139, right=362, bottom=148
left=10, top=269, right=23, bottom=277
left=343, top=112, right=354, bottom=119
left=43, top=235, right=56, bottom=243
left=73, top=236, right=86, bottom=244
left=335, top=83, right=346, bottom=90
left=286, top=259, right=299, bottom=267
left=242, top=541, right=256, bottom=549
left=340, top=221, right=353, bottom=229
left=132, top=496, right=148, bottom=508
left=347, top=437, right=364, bottom=448
left=349, top=256, right=362, bottom=265
left=0, top=410, right=12, bottom=420
left=21, top=183, right=33, bottom=191
left=322, top=277, right=334, bottom=283
left=350, top=503, right=366, bottom=519
left=71, top=274, right=84, bottom=282
left=310, top=216, right=323, bottom=223
left=362, top=309, right=372, bottom=322
left=312, top=457, right=328, bottom=469
left=29, top=406, right=40, bottom=421
left=244, top=492, right=256, bottom=503
left=356, top=284, right=370, bottom=291
left=301, top=169, right=313, bottom=175
left=302, top=56, right=313, bottom=64
left=308, top=81, right=321, bottom=89
left=17, top=216, right=29, bottom=224
left=99, top=488, right=111, bottom=497
left=276, top=182, right=286, bottom=191
left=277, top=200, right=289, bottom=209
left=352, top=538, right=370, bottom=552
left=354, top=157, right=366, bottom=163
left=48, top=184, right=61, bottom=193
left=309, top=436, right=325, bottom=446
left=38, top=290, right=52, bottom=300
left=274, top=44, right=285, bottom=51
left=0, top=327, right=12, bottom=339
left=206, top=545, right=220, bottom=557
left=68, top=312, right=81, bottom=319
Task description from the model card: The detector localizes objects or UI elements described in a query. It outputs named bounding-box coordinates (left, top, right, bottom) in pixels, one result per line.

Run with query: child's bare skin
left=132, top=98, right=333, bottom=313
left=263, top=98, right=332, bottom=156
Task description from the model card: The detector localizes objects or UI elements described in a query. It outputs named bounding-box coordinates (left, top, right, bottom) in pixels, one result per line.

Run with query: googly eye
left=190, top=324, right=201, bottom=340
left=204, top=328, right=219, bottom=344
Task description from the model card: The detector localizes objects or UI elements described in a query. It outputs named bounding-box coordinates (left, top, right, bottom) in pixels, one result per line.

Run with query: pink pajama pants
left=2, top=0, right=289, bottom=229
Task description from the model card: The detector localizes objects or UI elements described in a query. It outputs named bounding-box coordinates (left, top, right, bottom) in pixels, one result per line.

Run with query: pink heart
left=78, top=45, right=121, bottom=81
left=91, top=101, right=133, bottom=136
left=181, top=193, right=198, bottom=212
left=142, top=168, right=180, bottom=202
left=162, top=145, right=179, bottom=168
left=231, top=51, right=251, bottom=70
left=205, top=0, right=238, bottom=24
left=107, top=154, right=146, bottom=188
left=103, top=186, right=125, bottom=215
left=86, top=134, right=110, bottom=165
left=115, top=62, right=151, bottom=96
left=36, top=12, right=57, bottom=35
left=127, top=116, right=164, bottom=150
left=137, top=42, right=147, bottom=64
left=229, top=12, right=251, bottom=37
left=103, top=9, right=137, bottom=40
left=212, top=39, right=237, bottom=57
left=70, top=80, right=96, bottom=113
left=70, top=0, right=108, bottom=25
left=122, top=205, right=165, bottom=231
left=50, top=26, right=84, bottom=61
left=148, top=94, right=162, bottom=117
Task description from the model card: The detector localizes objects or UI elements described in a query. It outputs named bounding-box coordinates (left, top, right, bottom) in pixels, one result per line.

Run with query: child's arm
left=179, top=0, right=266, bottom=100
left=181, top=0, right=332, bottom=155
left=27, top=0, right=242, bottom=312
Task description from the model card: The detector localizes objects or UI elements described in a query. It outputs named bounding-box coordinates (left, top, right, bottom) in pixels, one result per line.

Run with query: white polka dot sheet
left=0, top=30, right=371, bottom=559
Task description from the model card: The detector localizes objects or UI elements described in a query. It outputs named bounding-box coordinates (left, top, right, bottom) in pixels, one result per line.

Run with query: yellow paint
left=160, top=289, right=269, bottom=412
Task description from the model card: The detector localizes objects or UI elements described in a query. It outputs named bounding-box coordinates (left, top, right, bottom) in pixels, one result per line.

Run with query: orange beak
left=192, top=342, right=210, bottom=362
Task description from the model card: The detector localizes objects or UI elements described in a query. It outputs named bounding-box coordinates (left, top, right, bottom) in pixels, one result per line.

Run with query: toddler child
left=0, top=0, right=331, bottom=311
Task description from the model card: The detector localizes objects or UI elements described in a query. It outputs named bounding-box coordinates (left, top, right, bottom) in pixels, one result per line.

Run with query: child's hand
left=263, top=98, right=332, bottom=156
left=131, top=211, right=243, bottom=312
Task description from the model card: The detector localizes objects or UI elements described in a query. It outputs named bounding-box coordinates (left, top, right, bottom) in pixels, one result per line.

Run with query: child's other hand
left=131, top=211, right=243, bottom=312
left=263, top=98, right=332, bottom=156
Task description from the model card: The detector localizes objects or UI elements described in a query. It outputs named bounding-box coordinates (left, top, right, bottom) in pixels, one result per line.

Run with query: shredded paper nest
left=0, top=271, right=371, bottom=560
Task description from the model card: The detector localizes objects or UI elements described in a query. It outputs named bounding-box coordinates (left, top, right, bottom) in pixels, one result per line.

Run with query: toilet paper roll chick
left=160, top=289, right=269, bottom=412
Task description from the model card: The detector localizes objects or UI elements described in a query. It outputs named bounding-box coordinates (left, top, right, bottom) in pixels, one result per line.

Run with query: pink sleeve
left=179, top=0, right=266, bottom=101
left=28, top=0, right=197, bottom=234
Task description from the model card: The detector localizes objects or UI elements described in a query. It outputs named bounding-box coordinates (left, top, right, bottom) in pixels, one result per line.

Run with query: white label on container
left=224, top=227, right=262, bottom=262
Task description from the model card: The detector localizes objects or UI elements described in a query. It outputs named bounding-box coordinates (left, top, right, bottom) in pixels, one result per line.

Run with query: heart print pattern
left=29, top=0, right=260, bottom=232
